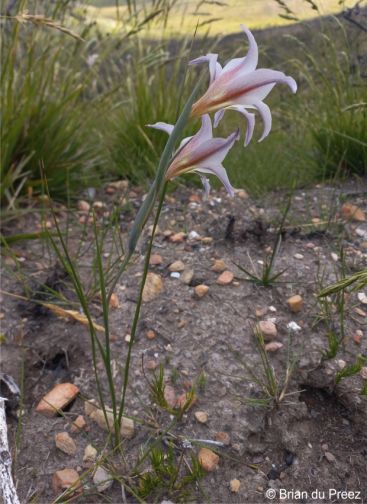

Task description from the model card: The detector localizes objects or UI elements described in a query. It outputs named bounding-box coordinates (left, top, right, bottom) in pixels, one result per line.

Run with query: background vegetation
left=1, top=0, right=366, bottom=207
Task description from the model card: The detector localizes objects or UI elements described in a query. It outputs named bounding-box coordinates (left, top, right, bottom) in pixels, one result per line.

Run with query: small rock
left=201, top=237, right=213, bottom=245
left=125, top=334, right=131, bottom=343
left=188, top=230, right=201, bottom=240
left=294, top=253, right=304, bottom=260
left=170, top=232, right=186, bottom=243
left=331, top=252, right=339, bottom=262
left=354, top=307, right=367, bottom=317
left=198, top=448, right=219, bottom=471
left=357, top=292, right=367, bottom=305
left=55, top=432, right=77, bottom=455
left=194, top=411, right=208, bottom=423
left=169, top=260, right=185, bottom=272
left=52, top=468, right=81, bottom=494
left=89, top=408, right=134, bottom=438
left=237, top=189, right=248, bottom=199
left=255, top=306, right=268, bottom=317
left=324, top=451, right=336, bottom=463
left=142, top=273, right=163, bottom=302
left=265, top=341, right=283, bottom=352
left=146, top=329, right=156, bottom=340
left=36, top=383, right=79, bottom=417
left=109, top=293, right=119, bottom=309
left=71, top=415, right=87, bottom=433
left=150, top=254, right=163, bottom=266
left=84, top=399, right=99, bottom=417
left=181, top=269, right=194, bottom=285
left=287, top=321, right=302, bottom=332
left=212, top=259, right=226, bottom=272
left=214, top=431, right=231, bottom=445
left=170, top=272, right=180, bottom=279
left=360, top=367, right=367, bottom=380
left=217, top=270, right=234, bottom=285
left=164, top=385, right=177, bottom=408
left=145, top=360, right=158, bottom=370
left=93, top=466, right=113, bottom=492
left=77, top=200, right=90, bottom=212
left=337, top=359, right=346, bottom=369
left=321, top=443, right=329, bottom=452
left=194, top=284, right=209, bottom=298
left=341, top=202, right=365, bottom=222
left=176, top=392, right=197, bottom=410
left=287, top=294, right=303, bottom=313
left=353, top=330, right=362, bottom=345
left=83, top=444, right=97, bottom=465
left=230, top=479, right=241, bottom=493
left=256, top=321, right=278, bottom=341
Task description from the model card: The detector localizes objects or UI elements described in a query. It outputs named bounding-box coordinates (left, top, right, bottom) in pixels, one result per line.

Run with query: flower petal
left=213, top=109, right=225, bottom=128
left=146, top=122, right=174, bottom=136
left=252, top=100, right=272, bottom=142
left=189, top=53, right=222, bottom=84
left=196, top=164, right=235, bottom=197
left=191, top=129, right=239, bottom=169
left=232, top=106, right=256, bottom=146
left=199, top=175, right=211, bottom=198
left=221, top=24, right=258, bottom=77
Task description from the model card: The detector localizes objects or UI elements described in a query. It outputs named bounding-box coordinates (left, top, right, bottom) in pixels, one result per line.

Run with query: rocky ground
left=1, top=178, right=367, bottom=503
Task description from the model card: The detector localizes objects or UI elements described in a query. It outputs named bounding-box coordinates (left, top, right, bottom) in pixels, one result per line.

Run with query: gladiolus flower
left=147, top=114, right=239, bottom=196
left=190, top=25, right=297, bottom=145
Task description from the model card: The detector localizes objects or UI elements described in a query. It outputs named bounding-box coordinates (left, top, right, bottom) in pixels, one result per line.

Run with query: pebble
left=71, top=415, right=87, bottom=433
left=170, top=272, right=181, bottom=279
left=255, top=307, right=268, bottom=317
left=198, top=448, right=219, bottom=471
left=256, top=321, right=278, bottom=341
left=287, top=321, right=302, bottom=332
left=164, top=385, right=177, bottom=408
left=145, top=360, right=158, bottom=370
left=353, top=330, right=362, bottom=345
left=294, top=253, right=304, bottom=260
left=217, top=270, right=234, bottom=285
left=52, top=468, right=81, bottom=494
left=194, top=284, right=209, bottom=298
left=150, top=254, right=163, bottom=265
left=341, top=202, right=365, bottom=222
left=170, top=232, right=186, bottom=243
left=55, top=432, right=77, bottom=455
left=93, top=466, right=113, bottom=492
left=35, top=383, right=79, bottom=417
left=214, top=431, right=231, bottom=445
left=212, top=259, right=226, bottom=272
left=287, top=294, right=303, bottom=313
left=176, top=392, right=197, bottom=409
left=201, top=237, right=213, bottom=245
left=324, top=451, right=336, bottom=463
left=265, top=341, right=283, bottom=352
left=146, top=329, right=156, bottom=340
left=331, top=252, right=339, bottom=262
left=360, top=367, right=367, bottom=380
left=109, top=293, right=119, bottom=309
left=188, top=230, right=201, bottom=240
left=169, top=260, right=185, bottom=272
left=77, top=200, right=90, bottom=212
left=230, top=479, right=241, bottom=493
left=89, top=408, right=135, bottom=438
left=194, top=411, right=208, bottom=423
left=83, top=444, right=97, bottom=465
left=142, top=273, right=163, bottom=302
left=181, top=269, right=194, bottom=285
left=357, top=292, right=367, bottom=305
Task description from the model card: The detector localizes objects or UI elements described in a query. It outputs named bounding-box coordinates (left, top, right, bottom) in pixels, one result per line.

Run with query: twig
left=0, top=397, right=20, bottom=504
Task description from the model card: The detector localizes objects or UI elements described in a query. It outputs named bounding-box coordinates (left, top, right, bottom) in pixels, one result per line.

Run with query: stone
left=201, top=237, right=213, bottom=245
left=287, top=294, right=303, bottom=313
left=194, top=284, right=209, bottom=298
left=170, top=232, right=186, bottom=243
left=212, top=259, right=226, bottom=272
left=294, top=253, right=304, bottom=260
left=83, top=444, right=97, bottom=465
left=150, top=254, right=163, bottom=266
left=255, top=307, right=268, bottom=317
left=341, top=202, right=365, bottom=222
left=84, top=399, right=99, bottom=417
left=357, top=292, right=367, bottom=305
left=146, top=329, right=156, bottom=340
left=89, top=408, right=135, bottom=439
left=169, top=260, right=185, bottom=272
left=214, top=431, right=231, bottom=446
left=353, top=330, right=362, bottom=345
left=265, top=342, right=283, bottom=352
left=256, top=321, right=278, bottom=341
left=360, top=367, right=367, bottom=380
left=181, top=269, right=194, bottom=285
left=93, top=466, right=113, bottom=492
left=52, top=468, right=81, bottom=494
left=170, top=272, right=180, bottom=279
left=164, top=385, right=177, bottom=408
left=71, top=415, right=87, bottom=433
left=217, top=270, right=234, bottom=285
left=198, top=448, right=219, bottom=471
left=230, top=479, right=241, bottom=493
left=77, top=200, right=90, bottom=212
left=109, top=293, right=119, bottom=309
left=142, top=273, right=163, bottom=302
left=287, top=321, right=302, bottom=332
left=35, top=383, right=79, bottom=417
left=145, top=360, right=158, bottom=370
left=55, top=432, right=77, bottom=455
left=176, top=392, right=197, bottom=410
left=194, top=411, right=208, bottom=424
left=324, top=451, right=336, bottom=463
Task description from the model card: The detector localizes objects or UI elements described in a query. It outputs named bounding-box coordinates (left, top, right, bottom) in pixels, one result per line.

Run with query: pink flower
left=148, top=115, right=239, bottom=196
left=190, top=25, right=297, bottom=145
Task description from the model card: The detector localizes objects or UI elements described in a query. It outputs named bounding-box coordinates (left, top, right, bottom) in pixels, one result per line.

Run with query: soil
left=1, top=178, right=367, bottom=504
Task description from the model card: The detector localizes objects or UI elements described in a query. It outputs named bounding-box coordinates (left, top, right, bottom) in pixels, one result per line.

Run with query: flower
left=147, top=114, right=239, bottom=196
left=189, top=25, right=297, bottom=145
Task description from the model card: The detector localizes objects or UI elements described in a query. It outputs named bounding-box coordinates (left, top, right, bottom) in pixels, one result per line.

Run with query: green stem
left=118, top=182, right=168, bottom=427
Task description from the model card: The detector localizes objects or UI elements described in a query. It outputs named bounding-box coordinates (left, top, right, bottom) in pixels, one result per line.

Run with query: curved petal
left=180, top=114, right=213, bottom=155
left=252, top=100, right=272, bottom=142
left=199, top=175, right=211, bottom=198
left=192, top=129, right=239, bottom=169
left=189, top=53, right=222, bottom=84
left=196, top=164, right=235, bottom=197
left=213, top=109, right=225, bottom=128
left=231, top=106, right=256, bottom=146
left=146, top=122, right=174, bottom=136
left=221, top=25, right=258, bottom=77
